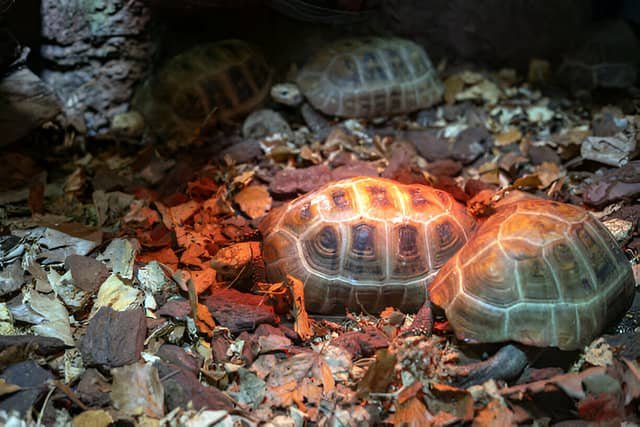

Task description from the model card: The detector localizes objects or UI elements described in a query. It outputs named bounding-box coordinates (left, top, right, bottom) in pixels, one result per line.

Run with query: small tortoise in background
left=429, top=197, right=636, bottom=351
left=260, top=177, right=477, bottom=314
left=132, top=40, right=272, bottom=142
left=296, top=37, right=443, bottom=117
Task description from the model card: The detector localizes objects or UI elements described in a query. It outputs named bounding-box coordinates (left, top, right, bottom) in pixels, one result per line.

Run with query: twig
left=50, top=380, right=89, bottom=411
left=36, top=383, right=55, bottom=427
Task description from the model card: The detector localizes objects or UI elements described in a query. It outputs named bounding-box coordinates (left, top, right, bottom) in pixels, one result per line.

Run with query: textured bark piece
left=203, top=288, right=278, bottom=334
left=528, top=145, right=561, bottom=165
left=425, top=159, right=463, bottom=177
left=404, top=130, right=451, bottom=161
left=583, top=161, right=640, bottom=207
left=79, top=307, right=146, bottom=369
left=452, top=126, right=491, bottom=164
left=76, top=368, right=112, bottom=408
left=0, top=360, right=54, bottom=415
left=0, top=66, right=62, bottom=146
left=40, top=0, right=151, bottom=135
left=269, top=164, right=333, bottom=195
left=156, top=360, right=235, bottom=412
left=382, top=140, right=424, bottom=184
left=156, top=344, right=202, bottom=376
left=330, top=327, right=389, bottom=359
left=64, top=255, right=110, bottom=293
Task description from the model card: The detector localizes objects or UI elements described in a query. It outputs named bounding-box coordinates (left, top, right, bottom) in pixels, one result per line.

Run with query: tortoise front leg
left=447, top=344, right=528, bottom=388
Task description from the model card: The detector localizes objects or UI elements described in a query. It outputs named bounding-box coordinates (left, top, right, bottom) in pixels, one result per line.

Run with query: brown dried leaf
left=0, top=379, right=20, bottom=397
left=71, top=410, right=113, bottom=427
left=444, top=74, right=465, bottom=104
left=387, top=396, right=432, bottom=426
left=111, top=362, right=164, bottom=418
left=512, top=174, right=543, bottom=189
left=533, top=161, right=563, bottom=188
left=473, top=400, right=515, bottom=426
left=286, top=274, right=313, bottom=341
left=196, top=302, right=216, bottom=337
left=494, top=128, right=522, bottom=146
left=234, top=185, right=272, bottom=219
left=357, top=348, right=397, bottom=397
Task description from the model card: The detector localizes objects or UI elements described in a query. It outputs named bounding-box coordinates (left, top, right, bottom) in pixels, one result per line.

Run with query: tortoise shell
left=429, top=199, right=636, bottom=350
left=132, top=40, right=272, bottom=142
left=296, top=37, right=443, bottom=117
left=260, top=177, right=477, bottom=314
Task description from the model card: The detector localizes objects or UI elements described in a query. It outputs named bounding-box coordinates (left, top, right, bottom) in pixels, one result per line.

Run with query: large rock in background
left=40, top=0, right=152, bottom=135
left=382, top=0, right=593, bottom=69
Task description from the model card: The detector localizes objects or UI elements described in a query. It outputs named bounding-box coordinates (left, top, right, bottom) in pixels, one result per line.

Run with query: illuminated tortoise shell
left=429, top=198, right=636, bottom=350
left=260, top=177, right=476, bottom=314
left=296, top=37, right=443, bottom=117
left=133, top=40, right=272, bottom=142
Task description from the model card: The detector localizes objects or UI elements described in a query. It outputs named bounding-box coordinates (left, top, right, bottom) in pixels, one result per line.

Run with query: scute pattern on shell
left=261, top=177, right=476, bottom=314
left=296, top=37, right=443, bottom=117
left=429, top=199, right=636, bottom=350
left=132, top=40, right=272, bottom=141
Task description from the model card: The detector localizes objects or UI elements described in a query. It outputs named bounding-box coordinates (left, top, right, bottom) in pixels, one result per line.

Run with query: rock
left=156, top=360, right=234, bottom=412
left=203, top=288, right=278, bottom=334
left=79, top=307, right=146, bottom=369
left=40, top=0, right=152, bottom=135
left=583, top=161, right=640, bottom=207
left=581, top=135, right=637, bottom=167
left=0, top=360, right=54, bottom=416
left=270, top=83, right=303, bottom=106
left=452, top=126, right=491, bottom=164
left=111, top=111, right=145, bottom=139
left=404, top=130, right=451, bottom=161
left=0, top=66, right=62, bottom=146
left=76, top=368, right=112, bottom=408
left=64, top=255, right=110, bottom=293
left=242, top=109, right=292, bottom=140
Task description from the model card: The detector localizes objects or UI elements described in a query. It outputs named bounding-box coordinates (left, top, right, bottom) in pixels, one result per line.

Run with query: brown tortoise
left=133, top=40, right=272, bottom=142
left=261, top=179, right=635, bottom=354
left=296, top=37, right=443, bottom=117
left=429, top=196, right=636, bottom=351
left=260, top=176, right=477, bottom=314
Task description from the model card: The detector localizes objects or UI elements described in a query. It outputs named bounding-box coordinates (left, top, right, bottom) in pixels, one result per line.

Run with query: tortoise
left=260, top=176, right=477, bottom=314
left=132, top=40, right=272, bottom=142
left=429, top=196, right=636, bottom=351
left=296, top=37, right=443, bottom=117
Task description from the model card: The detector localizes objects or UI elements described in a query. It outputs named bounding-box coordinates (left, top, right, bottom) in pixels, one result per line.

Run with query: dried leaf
left=533, top=161, right=563, bottom=188
left=584, top=338, right=614, bottom=367
left=387, top=396, right=432, bottom=426
left=512, top=175, right=543, bottom=189
left=494, top=128, right=522, bottom=146
left=234, top=185, right=272, bottom=219
left=97, top=238, right=138, bottom=280
left=94, top=274, right=142, bottom=314
left=357, top=348, right=397, bottom=396
left=29, top=290, right=75, bottom=346
left=0, top=379, right=21, bottom=397
left=196, top=302, right=216, bottom=337
left=444, top=74, right=465, bottom=104
left=71, top=409, right=113, bottom=427
left=111, top=362, right=164, bottom=418
left=286, top=275, right=313, bottom=341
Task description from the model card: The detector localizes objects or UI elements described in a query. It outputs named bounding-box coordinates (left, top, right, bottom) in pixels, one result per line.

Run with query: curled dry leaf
left=234, top=185, right=272, bottom=219
left=111, top=362, right=164, bottom=418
